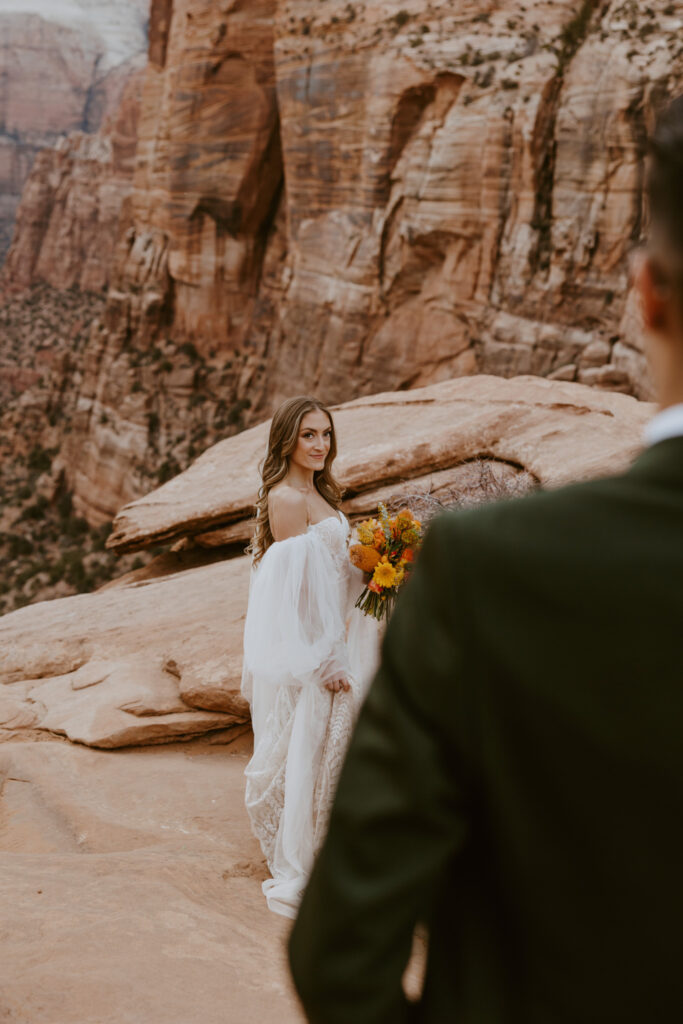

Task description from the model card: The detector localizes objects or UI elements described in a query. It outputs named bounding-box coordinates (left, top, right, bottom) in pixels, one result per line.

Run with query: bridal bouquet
left=349, top=503, right=423, bottom=621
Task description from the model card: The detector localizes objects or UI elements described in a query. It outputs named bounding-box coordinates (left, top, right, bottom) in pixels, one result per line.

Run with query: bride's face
left=290, top=410, right=332, bottom=473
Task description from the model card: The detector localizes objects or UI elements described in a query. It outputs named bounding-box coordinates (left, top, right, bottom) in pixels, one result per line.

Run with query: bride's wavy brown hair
left=247, top=396, right=343, bottom=565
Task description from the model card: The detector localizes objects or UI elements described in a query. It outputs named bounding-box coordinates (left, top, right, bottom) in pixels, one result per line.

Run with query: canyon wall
left=3, top=0, right=683, bottom=524
left=264, top=0, right=680, bottom=406
left=2, top=71, right=144, bottom=293
left=0, top=0, right=149, bottom=263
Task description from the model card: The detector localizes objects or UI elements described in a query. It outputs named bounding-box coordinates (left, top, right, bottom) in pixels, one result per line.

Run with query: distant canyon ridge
left=0, top=0, right=150, bottom=262
left=2, top=0, right=683, bottom=525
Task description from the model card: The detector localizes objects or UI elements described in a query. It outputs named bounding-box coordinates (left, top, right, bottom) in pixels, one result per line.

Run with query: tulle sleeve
left=241, top=528, right=350, bottom=700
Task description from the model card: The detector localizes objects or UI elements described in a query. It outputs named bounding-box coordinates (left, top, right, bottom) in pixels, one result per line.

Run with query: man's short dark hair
left=647, top=94, right=683, bottom=287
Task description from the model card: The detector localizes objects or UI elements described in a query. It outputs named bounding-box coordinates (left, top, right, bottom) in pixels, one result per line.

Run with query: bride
left=241, top=395, right=381, bottom=918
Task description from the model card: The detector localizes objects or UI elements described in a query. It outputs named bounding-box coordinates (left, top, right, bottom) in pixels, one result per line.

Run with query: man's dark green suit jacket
left=288, top=438, right=683, bottom=1023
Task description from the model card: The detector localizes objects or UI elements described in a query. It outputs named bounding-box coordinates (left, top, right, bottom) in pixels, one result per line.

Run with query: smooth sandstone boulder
left=107, top=374, right=655, bottom=553
left=0, top=556, right=252, bottom=748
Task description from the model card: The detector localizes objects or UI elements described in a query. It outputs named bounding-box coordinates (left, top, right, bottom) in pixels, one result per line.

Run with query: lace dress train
left=241, top=510, right=381, bottom=918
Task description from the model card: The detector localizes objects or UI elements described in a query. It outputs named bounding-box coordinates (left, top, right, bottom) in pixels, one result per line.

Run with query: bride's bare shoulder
left=269, top=484, right=308, bottom=540
left=269, top=482, right=306, bottom=512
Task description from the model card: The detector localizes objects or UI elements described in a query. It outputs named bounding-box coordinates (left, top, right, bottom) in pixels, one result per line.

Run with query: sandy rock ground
left=0, top=731, right=305, bottom=1023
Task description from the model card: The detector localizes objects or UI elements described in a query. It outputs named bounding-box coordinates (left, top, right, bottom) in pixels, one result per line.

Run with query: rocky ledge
left=0, top=374, right=653, bottom=749
left=107, top=373, right=653, bottom=553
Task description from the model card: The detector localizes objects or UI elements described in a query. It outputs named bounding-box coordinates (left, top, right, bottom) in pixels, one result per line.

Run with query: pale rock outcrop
left=172, top=655, right=250, bottom=715
left=0, top=555, right=252, bottom=747
left=107, top=374, right=655, bottom=553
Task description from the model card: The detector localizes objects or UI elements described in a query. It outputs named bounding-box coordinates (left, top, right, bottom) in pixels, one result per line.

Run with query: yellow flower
left=372, top=558, right=397, bottom=588
left=357, top=524, right=375, bottom=546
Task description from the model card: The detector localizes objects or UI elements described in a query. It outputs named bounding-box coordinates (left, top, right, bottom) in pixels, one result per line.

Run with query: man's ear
left=633, top=252, right=672, bottom=333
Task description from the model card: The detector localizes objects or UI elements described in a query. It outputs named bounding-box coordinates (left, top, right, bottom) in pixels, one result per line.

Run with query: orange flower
left=403, top=548, right=415, bottom=563
left=349, top=544, right=381, bottom=573
left=368, top=580, right=382, bottom=594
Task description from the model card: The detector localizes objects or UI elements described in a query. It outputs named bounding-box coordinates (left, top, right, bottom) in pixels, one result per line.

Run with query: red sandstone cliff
left=105, top=0, right=683, bottom=405
left=2, top=0, right=682, bottom=525
left=0, top=1, right=149, bottom=263
left=2, top=71, right=144, bottom=294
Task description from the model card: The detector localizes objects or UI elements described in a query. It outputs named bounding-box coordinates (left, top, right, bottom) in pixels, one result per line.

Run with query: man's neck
left=652, top=351, right=683, bottom=411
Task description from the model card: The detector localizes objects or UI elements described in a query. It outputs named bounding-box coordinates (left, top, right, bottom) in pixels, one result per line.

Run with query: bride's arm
left=244, top=508, right=351, bottom=694
left=267, top=489, right=348, bottom=693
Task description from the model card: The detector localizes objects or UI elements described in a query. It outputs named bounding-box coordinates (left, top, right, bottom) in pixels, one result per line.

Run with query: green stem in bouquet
left=354, top=585, right=396, bottom=622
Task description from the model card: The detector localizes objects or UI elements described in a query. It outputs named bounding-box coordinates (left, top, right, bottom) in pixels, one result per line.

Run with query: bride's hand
left=324, top=673, right=350, bottom=693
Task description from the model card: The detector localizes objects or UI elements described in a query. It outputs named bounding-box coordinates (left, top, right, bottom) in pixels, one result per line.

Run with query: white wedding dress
left=241, top=508, right=382, bottom=918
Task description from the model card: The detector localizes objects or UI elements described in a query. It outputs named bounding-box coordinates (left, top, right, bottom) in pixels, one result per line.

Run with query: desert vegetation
left=0, top=281, right=259, bottom=614
left=0, top=444, right=163, bottom=615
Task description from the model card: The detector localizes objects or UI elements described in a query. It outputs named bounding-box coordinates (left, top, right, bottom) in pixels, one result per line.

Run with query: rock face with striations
left=119, top=0, right=283, bottom=354
left=264, top=0, right=677, bottom=406
left=97, top=0, right=682, bottom=406
left=0, top=0, right=149, bottom=265
left=2, top=0, right=680, bottom=525
left=1, top=70, right=145, bottom=293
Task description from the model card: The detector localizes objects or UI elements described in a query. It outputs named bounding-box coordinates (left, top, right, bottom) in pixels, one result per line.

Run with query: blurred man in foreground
left=288, top=95, right=683, bottom=1023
